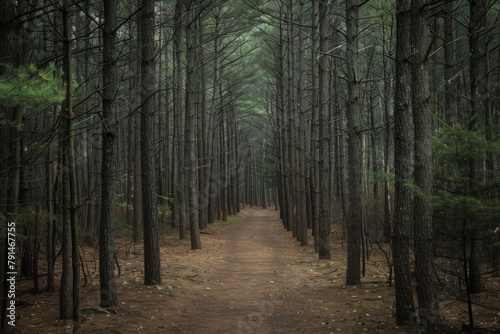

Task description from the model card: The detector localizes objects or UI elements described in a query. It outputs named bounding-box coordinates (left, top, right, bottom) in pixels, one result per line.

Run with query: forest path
left=165, top=207, right=321, bottom=333
left=17, top=207, right=404, bottom=333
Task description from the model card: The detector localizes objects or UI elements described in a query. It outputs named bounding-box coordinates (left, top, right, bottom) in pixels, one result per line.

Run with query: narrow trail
left=167, top=207, right=319, bottom=333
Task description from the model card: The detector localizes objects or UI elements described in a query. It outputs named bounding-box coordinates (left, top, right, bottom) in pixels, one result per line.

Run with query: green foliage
left=0, top=62, right=65, bottom=108
left=365, top=170, right=394, bottom=184
left=434, top=126, right=498, bottom=167
left=8, top=206, right=62, bottom=242
left=433, top=124, right=500, bottom=242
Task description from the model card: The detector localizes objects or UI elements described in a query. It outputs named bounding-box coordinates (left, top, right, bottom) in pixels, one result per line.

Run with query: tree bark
left=311, top=0, right=320, bottom=252
left=411, top=0, right=440, bottom=331
left=207, top=9, right=222, bottom=225
left=61, top=0, right=81, bottom=328
left=196, top=15, right=208, bottom=230
left=141, top=0, right=161, bottom=285
left=318, top=0, right=331, bottom=260
left=184, top=0, right=202, bottom=250
left=468, top=0, right=489, bottom=295
left=287, top=0, right=297, bottom=240
left=100, top=0, right=118, bottom=308
left=297, top=0, right=308, bottom=247
left=346, top=0, right=362, bottom=285
left=46, top=104, right=57, bottom=292
left=393, top=0, right=415, bottom=325
left=219, top=82, right=228, bottom=223
left=173, top=0, right=187, bottom=239
left=444, top=1, right=459, bottom=129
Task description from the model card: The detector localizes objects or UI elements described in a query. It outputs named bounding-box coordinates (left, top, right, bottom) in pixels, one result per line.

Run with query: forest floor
left=15, top=207, right=500, bottom=333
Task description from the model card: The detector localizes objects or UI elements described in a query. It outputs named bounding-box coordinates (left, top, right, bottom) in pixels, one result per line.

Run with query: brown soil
left=14, top=207, right=500, bottom=333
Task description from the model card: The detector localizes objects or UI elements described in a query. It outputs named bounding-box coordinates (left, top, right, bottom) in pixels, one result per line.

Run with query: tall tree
left=468, top=0, right=489, bottom=295
left=287, top=0, right=297, bottom=241
left=297, top=0, right=308, bottom=247
left=311, top=0, right=320, bottom=252
left=184, top=0, right=202, bottom=250
left=99, top=0, right=119, bottom=308
left=318, top=0, right=331, bottom=260
left=60, top=0, right=81, bottom=328
left=59, top=1, right=73, bottom=321
left=276, top=6, right=291, bottom=232
left=206, top=6, right=222, bottom=226
left=141, top=0, right=161, bottom=285
left=411, top=0, right=440, bottom=331
left=393, top=0, right=415, bottom=325
left=345, top=0, right=362, bottom=285
left=173, top=0, right=187, bottom=239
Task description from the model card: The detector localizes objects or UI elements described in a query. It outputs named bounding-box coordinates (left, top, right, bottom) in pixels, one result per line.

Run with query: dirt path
left=25, top=207, right=492, bottom=333
left=15, top=207, right=500, bottom=333
left=166, top=207, right=319, bottom=333
left=114, top=207, right=400, bottom=334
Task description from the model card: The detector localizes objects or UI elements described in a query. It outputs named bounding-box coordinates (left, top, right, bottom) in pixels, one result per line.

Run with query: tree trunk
left=59, top=2, right=73, bottom=322
left=411, top=0, right=440, bottom=331
left=444, top=0, right=458, bottom=129
left=219, top=82, right=228, bottom=222
left=311, top=0, right=320, bottom=252
left=207, top=10, right=221, bottom=225
left=382, top=21, right=392, bottom=244
left=46, top=105, right=57, bottom=292
left=297, top=1, right=308, bottom=247
left=184, top=0, right=202, bottom=250
left=318, top=0, right=331, bottom=260
left=133, top=112, right=143, bottom=243
left=100, top=0, right=118, bottom=308
left=346, top=0, right=362, bottom=285
left=277, top=9, right=291, bottom=232
left=61, top=1, right=81, bottom=329
left=173, top=0, right=187, bottom=239
left=196, top=15, right=208, bottom=230
left=141, top=0, right=161, bottom=285
left=287, top=0, right=297, bottom=240
left=468, top=0, right=489, bottom=295
left=393, top=0, right=415, bottom=325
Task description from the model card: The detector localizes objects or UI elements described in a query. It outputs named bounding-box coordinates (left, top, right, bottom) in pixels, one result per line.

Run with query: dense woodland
left=1, top=0, right=499, bottom=332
